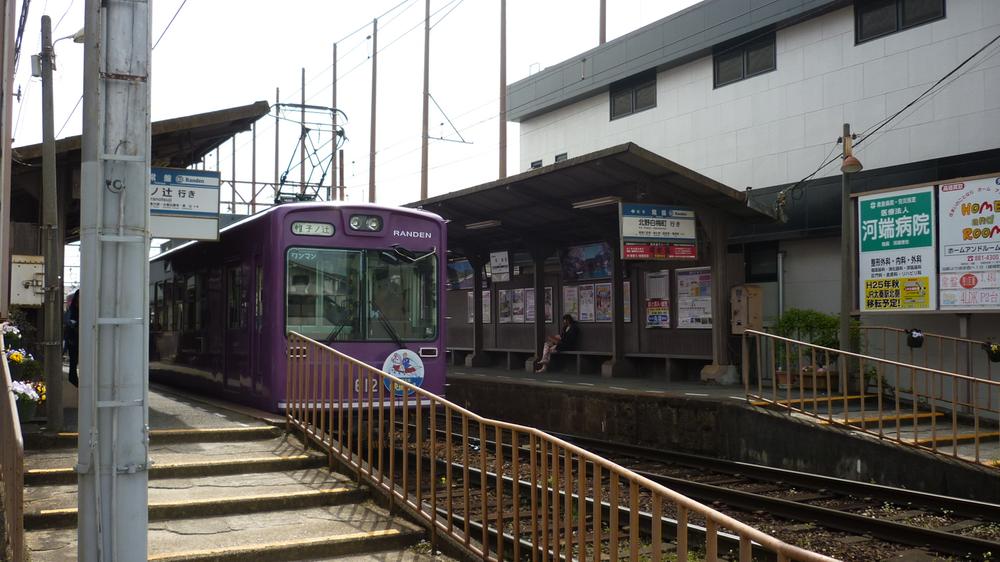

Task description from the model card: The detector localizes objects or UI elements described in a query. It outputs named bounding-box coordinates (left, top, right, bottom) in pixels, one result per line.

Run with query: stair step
left=27, top=504, right=424, bottom=562
left=25, top=426, right=281, bottom=449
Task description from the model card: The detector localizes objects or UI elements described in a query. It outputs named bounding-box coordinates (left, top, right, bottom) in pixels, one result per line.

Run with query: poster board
left=544, top=287, right=553, bottom=323
left=467, top=292, right=474, bottom=323
left=578, top=284, right=595, bottom=322
left=676, top=267, right=712, bottom=328
left=623, top=281, right=632, bottom=323
left=512, top=289, right=525, bottom=323
left=858, top=185, right=936, bottom=312
left=525, top=288, right=536, bottom=322
left=498, top=289, right=511, bottom=323
left=562, top=286, right=579, bottom=320
left=482, top=290, right=491, bottom=324
left=645, top=271, right=670, bottom=328
left=595, top=283, right=613, bottom=322
left=937, top=177, right=1000, bottom=310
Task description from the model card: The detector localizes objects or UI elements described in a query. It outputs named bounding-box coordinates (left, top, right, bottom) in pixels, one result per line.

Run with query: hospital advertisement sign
left=937, top=177, right=1000, bottom=310
left=858, top=186, right=936, bottom=312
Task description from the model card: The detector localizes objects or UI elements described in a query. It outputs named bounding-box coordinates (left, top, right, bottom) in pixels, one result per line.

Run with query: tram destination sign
left=619, top=203, right=697, bottom=261
left=858, top=185, right=936, bottom=312
left=150, top=167, right=221, bottom=241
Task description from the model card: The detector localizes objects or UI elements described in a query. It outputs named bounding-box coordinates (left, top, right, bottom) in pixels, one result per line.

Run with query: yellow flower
left=8, top=351, right=23, bottom=363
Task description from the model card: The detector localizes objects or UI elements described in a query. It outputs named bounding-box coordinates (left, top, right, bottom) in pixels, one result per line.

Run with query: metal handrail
left=742, top=329, right=1000, bottom=466
left=0, top=332, right=26, bottom=561
left=286, top=332, right=836, bottom=562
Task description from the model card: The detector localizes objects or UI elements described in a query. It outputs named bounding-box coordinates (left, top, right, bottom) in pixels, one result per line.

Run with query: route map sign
left=937, top=177, right=1000, bottom=310
left=858, top=186, right=936, bottom=312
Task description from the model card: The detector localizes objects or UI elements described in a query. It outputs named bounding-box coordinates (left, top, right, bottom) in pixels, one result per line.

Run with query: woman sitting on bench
left=535, top=314, right=579, bottom=373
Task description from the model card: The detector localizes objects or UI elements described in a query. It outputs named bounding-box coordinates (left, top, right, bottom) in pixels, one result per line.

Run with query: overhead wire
left=152, top=0, right=188, bottom=50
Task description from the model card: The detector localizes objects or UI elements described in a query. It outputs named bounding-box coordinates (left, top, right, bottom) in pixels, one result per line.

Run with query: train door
left=224, top=261, right=249, bottom=392
left=251, top=256, right=264, bottom=395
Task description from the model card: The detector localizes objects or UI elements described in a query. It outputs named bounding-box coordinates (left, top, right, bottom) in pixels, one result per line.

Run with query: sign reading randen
left=858, top=186, right=936, bottom=311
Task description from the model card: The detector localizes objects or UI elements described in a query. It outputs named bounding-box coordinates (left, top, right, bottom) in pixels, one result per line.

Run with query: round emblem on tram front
left=382, top=349, right=425, bottom=396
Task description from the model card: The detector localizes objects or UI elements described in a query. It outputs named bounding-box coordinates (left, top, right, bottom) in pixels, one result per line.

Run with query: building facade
left=507, top=0, right=1000, bottom=349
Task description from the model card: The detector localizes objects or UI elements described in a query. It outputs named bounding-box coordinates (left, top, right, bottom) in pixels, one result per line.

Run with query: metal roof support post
left=602, top=237, right=633, bottom=377
left=528, top=245, right=554, bottom=370
left=77, top=0, right=151, bottom=559
left=700, top=213, right=735, bottom=382
left=466, top=254, right=491, bottom=367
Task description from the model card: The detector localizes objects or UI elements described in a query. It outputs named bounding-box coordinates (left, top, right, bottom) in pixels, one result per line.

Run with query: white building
left=507, top=0, right=1000, bottom=344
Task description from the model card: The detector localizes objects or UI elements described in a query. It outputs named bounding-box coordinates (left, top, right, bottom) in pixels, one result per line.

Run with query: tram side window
left=152, top=282, right=164, bottom=330
left=185, top=275, right=201, bottom=330
left=227, top=267, right=246, bottom=330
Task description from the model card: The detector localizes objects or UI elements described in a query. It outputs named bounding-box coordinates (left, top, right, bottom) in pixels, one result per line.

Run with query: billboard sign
left=150, top=168, right=221, bottom=240
left=937, top=177, right=1000, bottom=309
left=858, top=186, right=936, bottom=311
left=620, top=203, right=697, bottom=261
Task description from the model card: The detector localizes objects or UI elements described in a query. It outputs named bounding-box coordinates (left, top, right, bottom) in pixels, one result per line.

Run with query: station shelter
left=411, top=143, right=776, bottom=379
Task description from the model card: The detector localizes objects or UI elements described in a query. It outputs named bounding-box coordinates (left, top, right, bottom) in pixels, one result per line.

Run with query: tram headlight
left=349, top=214, right=383, bottom=232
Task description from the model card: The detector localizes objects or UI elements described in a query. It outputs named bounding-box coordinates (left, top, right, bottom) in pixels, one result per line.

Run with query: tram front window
left=286, top=247, right=437, bottom=342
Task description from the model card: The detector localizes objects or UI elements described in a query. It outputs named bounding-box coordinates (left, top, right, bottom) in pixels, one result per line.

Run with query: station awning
left=410, top=143, right=776, bottom=255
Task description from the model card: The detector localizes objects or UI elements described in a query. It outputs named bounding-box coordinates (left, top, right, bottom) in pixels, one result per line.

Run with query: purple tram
left=149, top=202, right=447, bottom=412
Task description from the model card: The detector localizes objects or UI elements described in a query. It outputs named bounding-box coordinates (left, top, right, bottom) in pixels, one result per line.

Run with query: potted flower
left=5, top=347, right=39, bottom=382
left=984, top=341, right=1000, bottom=363
left=11, top=379, right=42, bottom=420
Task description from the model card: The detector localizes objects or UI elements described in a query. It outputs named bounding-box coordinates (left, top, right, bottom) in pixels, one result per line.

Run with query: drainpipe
left=777, top=250, right=785, bottom=316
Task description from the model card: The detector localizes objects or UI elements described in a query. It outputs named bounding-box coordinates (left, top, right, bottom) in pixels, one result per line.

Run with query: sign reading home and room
left=858, top=186, right=936, bottom=311
left=620, top=203, right=697, bottom=260
left=150, top=168, right=221, bottom=240
left=938, top=177, right=1000, bottom=309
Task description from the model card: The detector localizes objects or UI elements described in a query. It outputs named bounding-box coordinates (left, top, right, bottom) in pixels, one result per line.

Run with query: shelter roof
left=410, top=143, right=775, bottom=254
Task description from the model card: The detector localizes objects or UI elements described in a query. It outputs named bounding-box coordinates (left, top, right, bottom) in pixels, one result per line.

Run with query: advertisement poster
left=676, top=267, right=712, bottom=328
left=545, top=287, right=554, bottom=323
left=858, top=186, right=936, bottom=311
left=645, top=298, right=670, bottom=328
left=498, top=289, right=511, bottom=323
left=578, top=284, right=596, bottom=322
left=595, top=283, right=613, bottom=322
left=562, top=243, right=612, bottom=281
left=512, top=289, right=525, bottom=323
left=525, top=288, right=536, bottom=322
left=448, top=260, right=475, bottom=290
left=482, top=290, right=491, bottom=324
left=490, top=251, right=510, bottom=282
left=938, top=177, right=1000, bottom=309
left=467, top=292, right=474, bottom=323
left=620, top=203, right=697, bottom=261
left=623, top=281, right=632, bottom=323
left=562, top=286, right=579, bottom=320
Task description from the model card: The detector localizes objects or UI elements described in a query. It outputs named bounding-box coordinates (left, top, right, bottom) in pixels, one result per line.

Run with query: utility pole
left=369, top=18, right=378, bottom=203
left=77, top=0, right=151, bottom=559
left=839, top=123, right=862, bottom=392
left=0, top=0, right=14, bottom=320
left=600, top=0, right=606, bottom=44
left=498, top=0, right=507, bottom=179
left=39, top=15, right=64, bottom=432
left=420, top=0, right=430, bottom=201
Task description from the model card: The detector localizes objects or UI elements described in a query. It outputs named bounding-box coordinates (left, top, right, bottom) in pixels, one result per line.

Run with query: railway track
left=381, top=413, right=1000, bottom=561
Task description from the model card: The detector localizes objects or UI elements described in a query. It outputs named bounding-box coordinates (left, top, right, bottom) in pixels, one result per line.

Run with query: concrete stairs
left=23, top=425, right=437, bottom=561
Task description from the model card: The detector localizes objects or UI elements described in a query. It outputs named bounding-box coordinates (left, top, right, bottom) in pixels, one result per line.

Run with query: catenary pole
left=600, top=0, right=606, bottom=44
left=39, top=15, right=64, bottom=432
left=369, top=18, right=378, bottom=203
left=77, top=0, right=151, bottom=559
left=420, top=0, right=430, bottom=200
left=332, top=42, right=337, bottom=202
left=498, top=0, right=507, bottom=179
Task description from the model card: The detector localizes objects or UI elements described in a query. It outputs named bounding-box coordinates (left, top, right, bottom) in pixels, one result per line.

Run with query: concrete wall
left=518, top=2, right=1000, bottom=191
left=780, top=237, right=841, bottom=315
left=447, top=376, right=1000, bottom=502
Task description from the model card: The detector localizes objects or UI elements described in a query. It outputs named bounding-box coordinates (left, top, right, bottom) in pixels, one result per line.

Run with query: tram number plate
left=353, top=377, right=380, bottom=393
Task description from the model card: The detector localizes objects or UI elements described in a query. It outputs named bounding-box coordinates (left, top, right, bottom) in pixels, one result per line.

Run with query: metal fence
left=0, top=332, right=25, bottom=561
left=743, top=329, right=1000, bottom=466
left=286, top=332, right=835, bottom=562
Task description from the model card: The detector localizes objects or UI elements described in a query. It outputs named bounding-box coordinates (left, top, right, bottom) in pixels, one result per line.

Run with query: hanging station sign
left=937, top=177, right=1000, bottom=310
left=150, top=168, right=221, bottom=240
left=619, top=203, right=697, bottom=260
left=858, top=186, right=936, bottom=312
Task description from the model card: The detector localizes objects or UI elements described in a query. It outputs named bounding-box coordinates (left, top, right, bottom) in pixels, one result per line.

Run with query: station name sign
left=150, top=167, right=221, bottom=241
left=619, top=203, right=697, bottom=261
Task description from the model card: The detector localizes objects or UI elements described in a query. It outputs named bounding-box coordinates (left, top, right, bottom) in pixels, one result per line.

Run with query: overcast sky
left=11, top=0, right=700, bottom=286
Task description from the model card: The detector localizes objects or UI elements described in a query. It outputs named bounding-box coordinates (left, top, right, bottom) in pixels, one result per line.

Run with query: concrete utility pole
left=498, top=0, right=507, bottom=179
left=77, top=0, right=151, bottom=559
left=600, top=0, right=607, bottom=44
left=0, top=0, right=14, bottom=320
left=369, top=18, right=378, bottom=203
left=839, top=123, right=862, bottom=392
left=420, top=0, right=430, bottom=200
left=39, top=15, right=64, bottom=432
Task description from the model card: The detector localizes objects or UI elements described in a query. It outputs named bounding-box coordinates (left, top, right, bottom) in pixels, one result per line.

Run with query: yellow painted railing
left=743, top=329, right=1000, bottom=466
left=286, top=332, right=836, bottom=562
left=0, top=331, right=25, bottom=561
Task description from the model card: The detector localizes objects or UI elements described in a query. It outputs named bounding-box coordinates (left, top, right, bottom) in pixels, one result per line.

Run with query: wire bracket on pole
left=96, top=317, right=143, bottom=325
left=97, top=400, right=144, bottom=408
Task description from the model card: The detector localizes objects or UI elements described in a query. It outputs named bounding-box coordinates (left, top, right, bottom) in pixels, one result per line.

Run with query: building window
left=855, top=0, right=945, bottom=44
left=554, top=153, right=568, bottom=163
left=609, top=71, right=656, bottom=120
left=745, top=242, right=778, bottom=283
left=714, top=34, right=776, bottom=88
left=530, top=160, right=543, bottom=169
